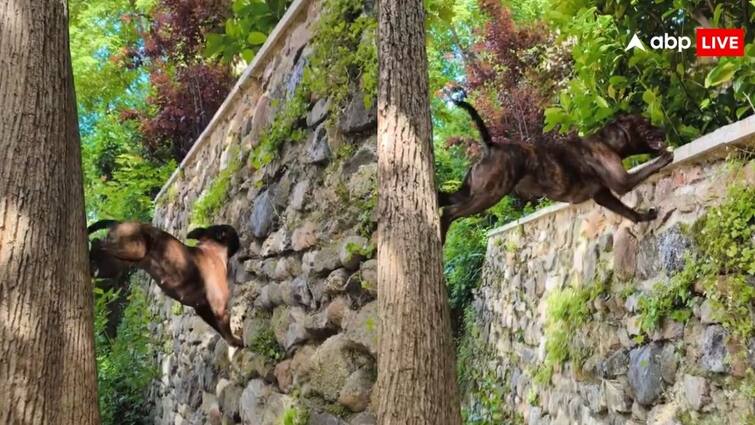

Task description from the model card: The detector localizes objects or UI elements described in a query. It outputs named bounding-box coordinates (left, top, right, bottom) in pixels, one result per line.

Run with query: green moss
left=249, top=89, right=309, bottom=170
left=526, top=387, right=539, bottom=406
left=190, top=145, right=243, bottom=227
left=170, top=301, right=183, bottom=316
left=304, top=0, right=377, bottom=112
left=537, top=278, right=606, bottom=385
left=335, top=142, right=356, bottom=160
left=503, top=239, right=518, bottom=253
left=355, top=187, right=377, bottom=237
left=156, top=184, right=178, bottom=207
left=364, top=316, right=376, bottom=333
left=323, top=402, right=349, bottom=418
left=280, top=405, right=309, bottom=425
left=248, top=0, right=377, bottom=170
left=457, top=308, right=523, bottom=425
left=249, top=325, right=283, bottom=361
left=345, top=241, right=375, bottom=259
left=636, top=184, right=755, bottom=341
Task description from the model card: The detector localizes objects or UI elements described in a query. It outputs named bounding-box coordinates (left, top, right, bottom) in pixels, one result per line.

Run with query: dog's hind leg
left=441, top=189, right=512, bottom=242
left=90, top=240, right=131, bottom=278
left=593, top=189, right=657, bottom=222
left=598, top=151, right=673, bottom=195
left=438, top=191, right=453, bottom=207
left=438, top=185, right=470, bottom=207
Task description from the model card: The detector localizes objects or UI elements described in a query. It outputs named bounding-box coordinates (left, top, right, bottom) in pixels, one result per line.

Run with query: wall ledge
left=487, top=114, right=755, bottom=238
left=153, top=0, right=312, bottom=202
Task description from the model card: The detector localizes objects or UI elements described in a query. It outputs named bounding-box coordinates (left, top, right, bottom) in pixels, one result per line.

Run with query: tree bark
left=376, top=1, right=462, bottom=424
left=0, top=1, right=101, bottom=424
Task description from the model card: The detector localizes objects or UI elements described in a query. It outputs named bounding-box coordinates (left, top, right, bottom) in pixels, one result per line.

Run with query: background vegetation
left=70, top=0, right=753, bottom=422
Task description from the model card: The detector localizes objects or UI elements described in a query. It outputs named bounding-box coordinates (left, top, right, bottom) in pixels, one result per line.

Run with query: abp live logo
left=625, top=28, right=744, bottom=57
left=696, top=28, right=744, bottom=56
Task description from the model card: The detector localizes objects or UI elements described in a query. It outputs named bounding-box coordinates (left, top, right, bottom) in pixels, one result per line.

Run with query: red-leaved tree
left=119, top=0, right=235, bottom=161
left=456, top=1, right=571, bottom=150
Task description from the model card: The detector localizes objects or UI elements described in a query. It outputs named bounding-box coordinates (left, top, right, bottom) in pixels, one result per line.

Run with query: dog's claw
left=658, top=151, right=674, bottom=166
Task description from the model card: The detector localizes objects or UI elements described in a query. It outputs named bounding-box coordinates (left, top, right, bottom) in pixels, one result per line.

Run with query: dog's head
left=441, top=83, right=468, bottom=104
left=187, top=225, right=241, bottom=258
left=611, top=114, right=668, bottom=156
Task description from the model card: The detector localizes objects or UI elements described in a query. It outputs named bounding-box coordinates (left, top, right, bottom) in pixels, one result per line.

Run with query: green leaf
left=712, top=3, right=723, bottom=27
left=678, top=125, right=700, bottom=138
left=608, top=76, right=628, bottom=87
left=595, top=95, right=609, bottom=109
left=247, top=31, right=268, bottom=45
left=232, top=0, right=246, bottom=14
left=642, top=89, right=656, bottom=104
left=203, top=33, right=224, bottom=57
left=225, top=19, right=240, bottom=37
left=705, top=62, right=737, bottom=88
left=242, top=48, right=255, bottom=62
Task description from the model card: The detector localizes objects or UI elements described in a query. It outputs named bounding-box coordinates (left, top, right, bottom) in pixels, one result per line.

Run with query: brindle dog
left=88, top=220, right=243, bottom=347
left=439, top=90, right=674, bottom=242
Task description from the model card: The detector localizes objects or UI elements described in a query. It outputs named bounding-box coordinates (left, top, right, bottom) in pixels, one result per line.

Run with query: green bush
left=204, top=0, right=292, bottom=63
left=544, top=0, right=754, bottom=144
left=444, top=197, right=544, bottom=315
left=695, top=183, right=755, bottom=340
left=95, top=284, right=158, bottom=425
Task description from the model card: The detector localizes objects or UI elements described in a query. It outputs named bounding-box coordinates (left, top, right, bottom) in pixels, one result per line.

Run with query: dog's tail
left=452, top=99, right=494, bottom=148
left=87, top=219, right=120, bottom=234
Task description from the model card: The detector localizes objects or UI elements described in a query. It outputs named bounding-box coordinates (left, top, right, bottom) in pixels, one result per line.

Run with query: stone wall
left=148, top=1, right=379, bottom=424
left=472, top=117, right=755, bottom=425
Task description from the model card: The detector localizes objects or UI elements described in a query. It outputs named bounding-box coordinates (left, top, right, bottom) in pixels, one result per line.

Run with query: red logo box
left=696, top=28, right=745, bottom=57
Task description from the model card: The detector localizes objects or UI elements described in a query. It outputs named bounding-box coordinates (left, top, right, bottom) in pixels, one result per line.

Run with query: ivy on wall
left=248, top=0, right=378, bottom=171
left=191, top=0, right=378, bottom=223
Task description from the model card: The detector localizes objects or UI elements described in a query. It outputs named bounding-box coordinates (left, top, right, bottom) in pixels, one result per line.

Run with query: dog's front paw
left=657, top=150, right=674, bottom=166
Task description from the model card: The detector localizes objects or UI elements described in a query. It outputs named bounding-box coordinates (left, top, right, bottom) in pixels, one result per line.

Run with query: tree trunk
left=0, top=1, right=101, bottom=423
left=375, top=1, right=462, bottom=424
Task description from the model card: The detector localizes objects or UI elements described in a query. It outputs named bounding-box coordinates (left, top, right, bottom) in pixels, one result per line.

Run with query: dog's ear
left=215, top=225, right=241, bottom=257
left=187, top=227, right=208, bottom=240
left=200, top=225, right=241, bottom=257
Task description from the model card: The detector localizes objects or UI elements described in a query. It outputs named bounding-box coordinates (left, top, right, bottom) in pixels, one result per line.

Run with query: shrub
left=96, top=284, right=159, bottom=425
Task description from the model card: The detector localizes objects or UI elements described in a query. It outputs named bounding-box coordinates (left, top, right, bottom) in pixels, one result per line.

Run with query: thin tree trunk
left=375, top=1, right=462, bottom=424
left=0, top=0, right=101, bottom=423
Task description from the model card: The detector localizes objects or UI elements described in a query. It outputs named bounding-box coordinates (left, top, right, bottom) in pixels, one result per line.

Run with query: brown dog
left=439, top=92, right=673, bottom=241
left=88, top=220, right=243, bottom=347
